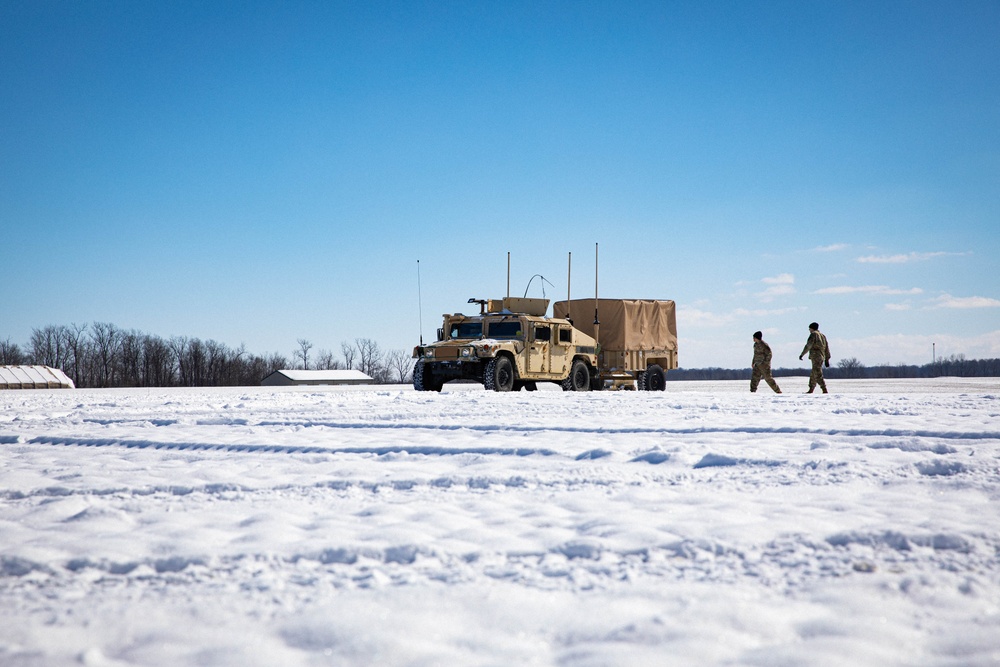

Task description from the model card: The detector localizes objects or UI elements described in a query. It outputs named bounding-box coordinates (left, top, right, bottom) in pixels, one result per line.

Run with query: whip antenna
left=417, top=259, right=424, bottom=345
left=567, top=251, right=572, bottom=303
left=593, top=243, right=600, bottom=351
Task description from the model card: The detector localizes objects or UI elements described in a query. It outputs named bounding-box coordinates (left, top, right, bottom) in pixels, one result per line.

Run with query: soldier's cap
left=809, top=322, right=819, bottom=330
left=753, top=331, right=762, bottom=340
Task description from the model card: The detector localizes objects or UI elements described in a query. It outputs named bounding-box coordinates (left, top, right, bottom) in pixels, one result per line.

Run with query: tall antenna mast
left=506, top=252, right=511, bottom=299
left=567, top=251, right=572, bottom=303
left=593, top=243, right=600, bottom=352
left=417, top=259, right=424, bottom=345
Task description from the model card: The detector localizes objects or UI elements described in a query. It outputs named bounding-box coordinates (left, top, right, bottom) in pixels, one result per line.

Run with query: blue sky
left=2, top=0, right=998, bottom=370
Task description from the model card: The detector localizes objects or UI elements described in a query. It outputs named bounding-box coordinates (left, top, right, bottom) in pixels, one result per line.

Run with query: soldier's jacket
left=752, top=340, right=772, bottom=367
left=801, top=331, right=830, bottom=362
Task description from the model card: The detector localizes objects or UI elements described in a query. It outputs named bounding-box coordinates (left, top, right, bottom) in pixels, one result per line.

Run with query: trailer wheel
left=636, top=370, right=648, bottom=391
left=484, top=356, right=516, bottom=392
left=562, top=360, right=591, bottom=391
left=644, top=364, right=666, bottom=391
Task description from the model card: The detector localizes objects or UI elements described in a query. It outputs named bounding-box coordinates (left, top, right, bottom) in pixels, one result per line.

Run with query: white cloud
left=678, top=305, right=805, bottom=329
left=813, top=244, right=848, bottom=252
left=677, top=306, right=733, bottom=328
left=762, top=273, right=795, bottom=285
left=929, top=294, right=1000, bottom=309
left=856, top=251, right=970, bottom=264
left=814, top=285, right=923, bottom=296
left=757, top=274, right=795, bottom=301
left=884, top=303, right=912, bottom=311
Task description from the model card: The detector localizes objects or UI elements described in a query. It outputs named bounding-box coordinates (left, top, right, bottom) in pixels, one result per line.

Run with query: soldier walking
left=799, top=322, right=831, bottom=393
left=750, top=331, right=781, bottom=393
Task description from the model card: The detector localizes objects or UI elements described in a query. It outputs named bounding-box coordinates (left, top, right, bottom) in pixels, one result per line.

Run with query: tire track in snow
left=256, top=420, right=1000, bottom=440
left=16, top=435, right=561, bottom=458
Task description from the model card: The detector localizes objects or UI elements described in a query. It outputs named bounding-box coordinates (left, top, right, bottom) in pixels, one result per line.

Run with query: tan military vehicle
left=412, top=296, right=598, bottom=392
left=412, top=296, right=678, bottom=392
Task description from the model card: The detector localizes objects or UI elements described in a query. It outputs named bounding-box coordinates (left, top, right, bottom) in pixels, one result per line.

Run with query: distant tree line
left=667, top=355, right=1000, bottom=381
left=0, top=323, right=414, bottom=388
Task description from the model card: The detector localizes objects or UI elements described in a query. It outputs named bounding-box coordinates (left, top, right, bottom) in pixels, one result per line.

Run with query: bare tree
left=90, top=322, right=122, bottom=387
left=118, top=329, right=144, bottom=386
left=356, top=337, right=386, bottom=382
left=315, top=349, right=341, bottom=370
left=169, top=336, right=190, bottom=386
left=837, top=357, right=865, bottom=379
left=0, top=338, right=25, bottom=365
left=30, top=325, right=67, bottom=368
left=296, top=338, right=313, bottom=370
left=142, top=334, right=176, bottom=387
left=340, top=340, right=357, bottom=370
left=64, top=323, right=89, bottom=387
left=385, top=349, right=413, bottom=383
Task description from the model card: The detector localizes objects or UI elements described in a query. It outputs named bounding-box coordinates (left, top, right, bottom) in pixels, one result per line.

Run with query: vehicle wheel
left=561, top=359, right=591, bottom=391
left=413, top=361, right=442, bottom=392
left=636, top=370, right=648, bottom=391
left=484, top=356, right=516, bottom=392
left=644, top=364, right=666, bottom=391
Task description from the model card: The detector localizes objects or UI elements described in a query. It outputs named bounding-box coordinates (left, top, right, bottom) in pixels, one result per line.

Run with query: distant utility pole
left=932, top=342, right=936, bottom=363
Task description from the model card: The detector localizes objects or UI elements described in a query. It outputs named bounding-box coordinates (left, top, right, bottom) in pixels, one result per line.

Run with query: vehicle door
left=550, top=326, right=572, bottom=376
left=528, top=324, right=552, bottom=375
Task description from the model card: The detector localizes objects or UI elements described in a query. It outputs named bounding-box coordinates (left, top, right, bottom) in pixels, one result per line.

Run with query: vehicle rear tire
left=644, top=364, right=666, bottom=391
left=561, top=360, right=591, bottom=391
left=484, top=356, right=516, bottom=392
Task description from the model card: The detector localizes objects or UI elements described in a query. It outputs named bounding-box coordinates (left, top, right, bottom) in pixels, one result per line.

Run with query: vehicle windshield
left=486, top=320, right=524, bottom=339
left=449, top=322, right=483, bottom=339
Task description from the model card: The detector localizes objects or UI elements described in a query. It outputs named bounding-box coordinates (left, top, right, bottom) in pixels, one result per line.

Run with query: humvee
left=412, top=296, right=598, bottom=392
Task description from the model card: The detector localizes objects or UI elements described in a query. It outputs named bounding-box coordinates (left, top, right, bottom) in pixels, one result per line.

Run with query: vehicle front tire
left=561, top=359, right=591, bottom=391
left=413, top=361, right=442, bottom=392
left=484, top=356, right=516, bottom=392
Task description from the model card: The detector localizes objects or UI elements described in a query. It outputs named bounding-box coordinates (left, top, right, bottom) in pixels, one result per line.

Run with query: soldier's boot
left=820, top=384, right=828, bottom=394
left=806, top=385, right=815, bottom=394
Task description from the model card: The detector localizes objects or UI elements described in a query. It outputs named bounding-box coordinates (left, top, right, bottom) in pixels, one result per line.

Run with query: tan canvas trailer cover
left=553, top=299, right=678, bottom=375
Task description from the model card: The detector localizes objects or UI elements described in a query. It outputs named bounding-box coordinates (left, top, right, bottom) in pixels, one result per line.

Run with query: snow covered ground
left=1, top=378, right=998, bottom=666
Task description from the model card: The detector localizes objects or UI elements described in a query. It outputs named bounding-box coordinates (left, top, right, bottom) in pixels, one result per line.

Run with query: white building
left=0, top=366, right=75, bottom=389
left=260, top=369, right=373, bottom=387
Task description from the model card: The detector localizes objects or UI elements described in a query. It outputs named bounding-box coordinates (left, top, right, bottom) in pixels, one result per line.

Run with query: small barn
left=260, top=369, right=373, bottom=387
left=0, top=366, right=76, bottom=389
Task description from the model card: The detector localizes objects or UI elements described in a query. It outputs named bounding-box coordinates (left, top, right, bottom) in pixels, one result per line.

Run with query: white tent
left=260, top=369, right=372, bottom=387
left=0, top=366, right=75, bottom=389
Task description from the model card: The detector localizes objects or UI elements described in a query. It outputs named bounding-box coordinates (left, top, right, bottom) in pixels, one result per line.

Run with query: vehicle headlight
left=423, top=348, right=434, bottom=358
left=461, top=348, right=472, bottom=357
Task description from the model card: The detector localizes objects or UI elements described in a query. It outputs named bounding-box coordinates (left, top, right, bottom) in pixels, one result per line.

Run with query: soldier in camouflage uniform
left=750, top=331, right=781, bottom=393
left=799, top=322, right=831, bottom=393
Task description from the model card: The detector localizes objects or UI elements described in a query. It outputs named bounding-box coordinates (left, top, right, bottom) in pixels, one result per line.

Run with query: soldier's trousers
left=809, top=357, right=827, bottom=392
left=751, top=364, right=781, bottom=393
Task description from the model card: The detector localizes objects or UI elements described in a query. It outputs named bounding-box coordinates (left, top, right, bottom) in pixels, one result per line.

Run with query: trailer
left=552, top=298, right=677, bottom=390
